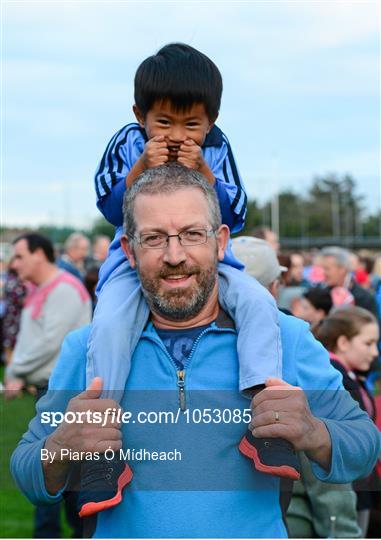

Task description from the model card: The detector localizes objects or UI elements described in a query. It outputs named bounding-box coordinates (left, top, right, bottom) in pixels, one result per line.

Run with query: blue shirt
left=11, top=311, right=381, bottom=537
left=156, top=323, right=211, bottom=369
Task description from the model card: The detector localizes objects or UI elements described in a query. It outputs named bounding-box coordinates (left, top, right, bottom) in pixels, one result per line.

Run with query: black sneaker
left=78, top=455, right=133, bottom=517
left=239, top=429, right=300, bottom=480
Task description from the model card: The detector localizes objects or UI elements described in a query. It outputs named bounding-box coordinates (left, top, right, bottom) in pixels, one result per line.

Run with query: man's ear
left=133, top=105, right=145, bottom=128
left=216, top=224, right=230, bottom=261
left=120, top=235, right=136, bottom=269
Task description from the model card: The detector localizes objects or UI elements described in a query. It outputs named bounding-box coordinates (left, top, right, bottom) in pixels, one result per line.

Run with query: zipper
left=177, top=370, right=186, bottom=411
left=143, top=323, right=235, bottom=411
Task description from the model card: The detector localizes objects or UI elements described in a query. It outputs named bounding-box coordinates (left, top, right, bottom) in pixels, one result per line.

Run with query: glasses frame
left=131, top=228, right=217, bottom=250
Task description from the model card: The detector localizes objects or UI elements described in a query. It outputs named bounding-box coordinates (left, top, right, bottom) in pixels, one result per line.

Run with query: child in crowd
left=80, top=43, right=299, bottom=518
left=313, top=306, right=380, bottom=537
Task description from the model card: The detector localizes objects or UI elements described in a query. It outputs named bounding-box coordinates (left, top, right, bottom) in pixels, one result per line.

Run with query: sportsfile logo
left=40, top=407, right=252, bottom=427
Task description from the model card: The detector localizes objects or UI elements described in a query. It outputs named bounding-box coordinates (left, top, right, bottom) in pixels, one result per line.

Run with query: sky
left=2, top=0, right=380, bottom=229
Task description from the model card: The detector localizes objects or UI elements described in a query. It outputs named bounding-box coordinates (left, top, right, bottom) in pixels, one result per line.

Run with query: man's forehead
left=323, top=256, right=341, bottom=267
left=134, top=189, right=209, bottom=229
left=14, top=239, right=29, bottom=254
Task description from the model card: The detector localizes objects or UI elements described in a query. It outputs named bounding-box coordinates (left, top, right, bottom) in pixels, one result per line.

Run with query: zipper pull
left=177, top=370, right=186, bottom=411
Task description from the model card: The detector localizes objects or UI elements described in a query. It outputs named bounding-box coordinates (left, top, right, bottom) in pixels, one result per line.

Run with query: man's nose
left=162, top=236, right=187, bottom=265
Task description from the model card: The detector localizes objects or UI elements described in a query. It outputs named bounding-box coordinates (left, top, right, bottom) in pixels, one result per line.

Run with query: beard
left=136, top=257, right=218, bottom=321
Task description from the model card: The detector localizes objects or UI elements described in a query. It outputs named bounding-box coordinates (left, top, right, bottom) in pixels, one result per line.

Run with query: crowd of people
left=2, top=227, right=381, bottom=538
left=2, top=42, right=381, bottom=539
left=0, top=234, right=110, bottom=538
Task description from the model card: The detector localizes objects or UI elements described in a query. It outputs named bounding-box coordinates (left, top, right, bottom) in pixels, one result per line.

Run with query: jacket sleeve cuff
left=310, top=418, right=341, bottom=483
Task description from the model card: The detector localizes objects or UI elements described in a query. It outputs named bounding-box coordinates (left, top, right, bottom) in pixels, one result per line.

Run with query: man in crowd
left=57, top=232, right=90, bottom=281
left=11, top=166, right=380, bottom=538
left=6, top=233, right=92, bottom=538
left=321, top=246, right=378, bottom=316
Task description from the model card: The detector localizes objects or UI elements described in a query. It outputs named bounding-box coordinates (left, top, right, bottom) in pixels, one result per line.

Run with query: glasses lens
left=180, top=230, right=207, bottom=246
left=141, top=233, right=167, bottom=248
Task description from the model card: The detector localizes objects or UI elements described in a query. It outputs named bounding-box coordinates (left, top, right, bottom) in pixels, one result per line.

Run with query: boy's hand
left=142, top=136, right=169, bottom=168
left=177, top=139, right=215, bottom=185
left=177, top=139, right=204, bottom=170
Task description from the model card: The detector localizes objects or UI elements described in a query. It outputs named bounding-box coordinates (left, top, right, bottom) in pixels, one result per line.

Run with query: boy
left=80, top=43, right=299, bottom=518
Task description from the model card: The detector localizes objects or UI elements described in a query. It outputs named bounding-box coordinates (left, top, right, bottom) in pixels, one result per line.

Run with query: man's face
left=322, top=256, right=347, bottom=287
left=134, top=100, right=213, bottom=161
left=69, top=239, right=89, bottom=263
left=12, top=239, right=40, bottom=282
left=121, top=188, right=228, bottom=322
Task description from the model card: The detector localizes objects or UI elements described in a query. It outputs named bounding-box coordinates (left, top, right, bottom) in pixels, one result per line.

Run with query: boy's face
left=134, top=100, right=215, bottom=160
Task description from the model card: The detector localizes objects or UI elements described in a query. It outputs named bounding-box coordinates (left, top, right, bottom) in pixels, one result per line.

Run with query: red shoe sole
left=239, top=436, right=300, bottom=481
left=79, top=463, right=133, bottom=518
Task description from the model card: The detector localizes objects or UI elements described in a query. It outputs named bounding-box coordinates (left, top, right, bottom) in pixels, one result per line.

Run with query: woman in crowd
left=313, top=306, right=380, bottom=537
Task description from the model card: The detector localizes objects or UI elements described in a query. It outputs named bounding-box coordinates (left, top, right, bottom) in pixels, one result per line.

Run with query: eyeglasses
left=133, top=228, right=217, bottom=249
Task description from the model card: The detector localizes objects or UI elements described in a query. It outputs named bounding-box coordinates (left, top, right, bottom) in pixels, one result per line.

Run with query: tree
left=304, top=174, right=364, bottom=238
left=363, top=212, right=381, bottom=237
left=90, top=217, right=115, bottom=239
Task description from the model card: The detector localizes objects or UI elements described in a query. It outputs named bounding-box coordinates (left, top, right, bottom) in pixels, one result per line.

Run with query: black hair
left=13, top=233, right=55, bottom=263
left=303, top=287, right=333, bottom=316
left=134, top=43, right=222, bottom=121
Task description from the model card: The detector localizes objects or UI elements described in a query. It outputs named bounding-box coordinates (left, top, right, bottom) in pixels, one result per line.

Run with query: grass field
left=0, top=391, right=71, bottom=538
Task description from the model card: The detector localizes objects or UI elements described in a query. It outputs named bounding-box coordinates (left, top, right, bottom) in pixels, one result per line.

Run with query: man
left=321, top=246, right=377, bottom=315
left=6, top=233, right=92, bottom=538
left=57, top=232, right=90, bottom=281
left=6, top=233, right=92, bottom=395
left=11, top=166, right=380, bottom=538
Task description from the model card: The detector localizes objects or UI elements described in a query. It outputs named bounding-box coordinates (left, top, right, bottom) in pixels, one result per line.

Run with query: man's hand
left=250, top=377, right=332, bottom=470
left=47, top=377, right=122, bottom=458
left=141, top=136, right=169, bottom=168
left=43, top=377, right=123, bottom=494
left=4, top=377, right=24, bottom=400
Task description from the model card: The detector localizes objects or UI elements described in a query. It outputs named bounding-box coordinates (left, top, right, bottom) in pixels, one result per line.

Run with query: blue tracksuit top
left=11, top=311, right=381, bottom=538
left=94, top=123, right=247, bottom=290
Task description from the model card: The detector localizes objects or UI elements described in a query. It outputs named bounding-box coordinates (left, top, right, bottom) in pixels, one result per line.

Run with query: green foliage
left=90, top=217, right=115, bottom=239
left=240, top=200, right=263, bottom=235
left=1, top=174, right=379, bottom=244
left=0, top=390, right=72, bottom=538
left=363, top=212, right=381, bottom=237
left=37, top=225, right=78, bottom=244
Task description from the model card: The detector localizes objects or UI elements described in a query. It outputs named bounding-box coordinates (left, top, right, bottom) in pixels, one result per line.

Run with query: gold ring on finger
left=274, top=411, right=280, bottom=423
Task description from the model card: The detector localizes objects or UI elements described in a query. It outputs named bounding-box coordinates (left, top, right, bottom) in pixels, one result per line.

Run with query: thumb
left=265, top=377, right=293, bottom=389
left=78, top=377, right=103, bottom=399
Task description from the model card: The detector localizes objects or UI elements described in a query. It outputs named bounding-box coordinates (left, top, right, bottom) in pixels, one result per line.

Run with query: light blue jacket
left=11, top=311, right=381, bottom=538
